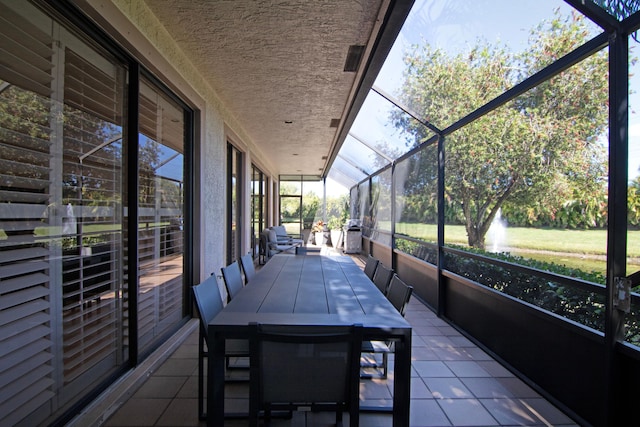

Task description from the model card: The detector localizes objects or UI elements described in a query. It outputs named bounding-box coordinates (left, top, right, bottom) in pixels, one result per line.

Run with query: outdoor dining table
left=207, top=253, right=412, bottom=427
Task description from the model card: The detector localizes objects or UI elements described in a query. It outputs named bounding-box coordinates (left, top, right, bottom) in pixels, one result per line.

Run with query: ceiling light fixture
left=284, top=120, right=293, bottom=124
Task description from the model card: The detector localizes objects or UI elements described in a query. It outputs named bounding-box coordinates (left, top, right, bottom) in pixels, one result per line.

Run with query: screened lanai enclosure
left=2, top=0, right=640, bottom=426
left=327, top=1, right=640, bottom=426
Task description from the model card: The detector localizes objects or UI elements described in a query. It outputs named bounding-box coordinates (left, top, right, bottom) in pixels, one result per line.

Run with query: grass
left=396, top=222, right=640, bottom=256
left=394, top=222, right=640, bottom=275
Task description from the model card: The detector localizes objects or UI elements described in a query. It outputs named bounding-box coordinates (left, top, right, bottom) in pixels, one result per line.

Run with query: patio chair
left=249, top=323, right=362, bottom=427
left=258, top=231, right=269, bottom=265
left=363, top=255, right=379, bottom=280
left=221, top=260, right=244, bottom=303
left=264, top=229, right=296, bottom=257
left=270, top=225, right=304, bottom=247
left=239, top=253, right=256, bottom=284
left=361, top=274, right=413, bottom=379
left=386, top=274, right=413, bottom=317
left=372, top=263, right=394, bottom=295
left=192, top=275, right=250, bottom=420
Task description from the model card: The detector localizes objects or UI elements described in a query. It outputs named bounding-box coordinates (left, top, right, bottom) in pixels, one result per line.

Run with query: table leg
left=207, top=330, right=226, bottom=427
left=393, top=330, right=412, bottom=427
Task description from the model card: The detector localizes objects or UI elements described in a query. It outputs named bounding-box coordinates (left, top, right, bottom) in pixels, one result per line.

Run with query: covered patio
left=2, top=1, right=640, bottom=426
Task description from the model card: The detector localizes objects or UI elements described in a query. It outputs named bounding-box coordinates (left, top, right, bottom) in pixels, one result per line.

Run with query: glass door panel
left=137, top=79, right=185, bottom=353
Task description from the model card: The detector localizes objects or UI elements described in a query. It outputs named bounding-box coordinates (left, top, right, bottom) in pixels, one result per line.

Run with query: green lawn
left=395, top=222, right=640, bottom=257
left=395, top=222, right=640, bottom=275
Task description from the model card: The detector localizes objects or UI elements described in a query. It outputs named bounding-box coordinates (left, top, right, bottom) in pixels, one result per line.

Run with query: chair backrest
left=386, top=274, right=413, bottom=317
left=271, top=225, right=288, bottom=238
left=249, top=323, right=362, bottom=422
left=372, top=263, right=394, bottom=295
left=239, top=253, right=256, bottom=284
left=221, top=261, right=244, bottom=303
left=363, top=255, right=379, bottom=280
left=265, top=229, right=278, bottom=244
left=192, top=275, right=224, bottom=337
left=258, top=231, right=269, bottom=258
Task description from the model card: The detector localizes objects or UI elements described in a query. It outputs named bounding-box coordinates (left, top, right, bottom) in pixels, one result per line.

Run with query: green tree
left=326, top=193, right=349, bottom=224
left=393, top=11, right=609, bottom=249
left=629, top=176, right=640, bottom=228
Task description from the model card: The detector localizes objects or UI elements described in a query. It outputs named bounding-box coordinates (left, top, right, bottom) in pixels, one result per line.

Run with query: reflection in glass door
left=0, top=2, right=127, bottom=424
left=137, top=79, right=185, bottom=354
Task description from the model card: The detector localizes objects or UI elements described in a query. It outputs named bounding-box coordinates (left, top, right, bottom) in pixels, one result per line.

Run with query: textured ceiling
left=143, top=0, right=392, bottom=176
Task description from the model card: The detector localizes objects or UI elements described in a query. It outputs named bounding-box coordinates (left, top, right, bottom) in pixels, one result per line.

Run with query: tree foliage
left=393, top=11, right=609, bottom=249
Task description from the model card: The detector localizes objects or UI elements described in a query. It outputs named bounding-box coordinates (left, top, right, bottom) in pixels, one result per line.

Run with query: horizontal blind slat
left=0, top=247, right=49, bottom=264
left=0, top=304, right=49, bottom=334
left=0, top=285, right=49, bottom=311
left=0, top=352, right=52, bottom=390
left=0, top=338, right=51, bottom=374
left=0, top=261, right=49, bottom=281
left=0, top=372, right=54, bottom=417
left=0, top=273, right=49, bottom=295
left=0, top=365, right=52, bottom=402
left=0, top=324, right=50, bottom=359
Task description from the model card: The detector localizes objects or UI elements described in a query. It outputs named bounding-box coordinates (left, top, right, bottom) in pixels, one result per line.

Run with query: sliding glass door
left=251, top=165, right=268, bottom=257
left=227, top=144, right=242, bottom=264
left=0, top=2, right=127, bottom=424
left=0, top=2, right=191, bottom=424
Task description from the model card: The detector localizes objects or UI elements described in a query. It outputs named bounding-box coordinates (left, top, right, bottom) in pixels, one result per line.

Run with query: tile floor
left=101, top=253, right=580, bottom=427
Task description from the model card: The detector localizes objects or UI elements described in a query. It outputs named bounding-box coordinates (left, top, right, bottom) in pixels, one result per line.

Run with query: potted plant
left=327, top=217, right=343, bottom=248
left=311, top=220, right=326, bottom=246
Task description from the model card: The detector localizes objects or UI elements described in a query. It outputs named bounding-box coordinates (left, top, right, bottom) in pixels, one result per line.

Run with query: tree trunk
left=466, top=225, right=485, bottom=249
left=463, top=198, right=487, bottom=249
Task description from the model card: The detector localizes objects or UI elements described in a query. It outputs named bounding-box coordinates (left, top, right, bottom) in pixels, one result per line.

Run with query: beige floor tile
left=155, top=398, right=202, bottom=426
left=409, top=399, right=452, bottom=427
left=444, top=361, right=491, bottom=378
left=154, top=358, right=198, bottom=376
left=423, top=377, right=474, bottom=399
left=475, top=360, right=515, bottom=378
left=480, top=397, right=548, bottom=426
left=133, top=376, right=188, bottom=399
left=520, top=398, right=577, bottom=425
left=176, top=375, right=199, bottom=399
left=437, top=398, right=498, bottom=426
left=104, top=398, right=171, bottom=426
left=459, top=377, right=514, bottom=399
left=497, top=377, right=541, bottom=398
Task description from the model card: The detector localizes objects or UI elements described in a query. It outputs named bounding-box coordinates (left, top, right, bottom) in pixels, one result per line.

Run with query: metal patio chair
left=192, top=275, right=250, bottom=420
left=361, top=274, right=413, bottom=379
left=221, top=260, right=244, bottom=303
left=239, top=253, right=256, bottom=284
left=363, top=255, right=379, bottom=280
left=372, top=263, right=394, bottom=295
left=249, top=323, right=363, bottom=427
